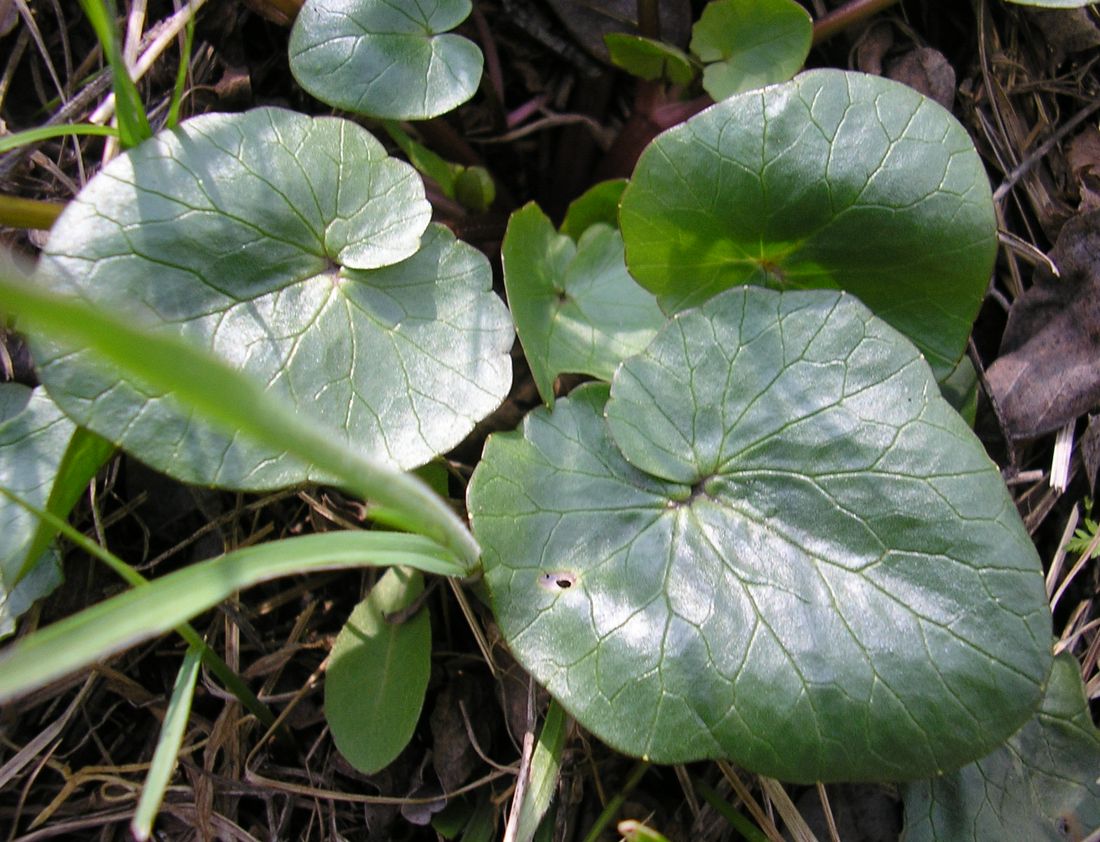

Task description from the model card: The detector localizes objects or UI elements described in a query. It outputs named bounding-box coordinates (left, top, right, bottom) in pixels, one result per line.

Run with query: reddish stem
left=812, top=0, right=902, bottom=46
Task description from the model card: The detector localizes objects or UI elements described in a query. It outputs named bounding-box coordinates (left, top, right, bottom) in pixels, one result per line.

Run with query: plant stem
left=812, top=0, right=901, bottom=45
left=0, top=195, right=64, bottom=229
left=580, top=762, right=650, bottom=842
left=636, top=0, right=660, bottom=40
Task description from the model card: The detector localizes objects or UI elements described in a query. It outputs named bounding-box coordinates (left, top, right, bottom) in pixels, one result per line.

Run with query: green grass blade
left=0, top=259, right=480, bottom=569
left=0, top=484, right=278, bottom=728
left=130, top=644, right=202, bottom=842
left=165, top=8, right=195, bottom=129
left=77, top=0, right=152, bottom=147
left=0, top=123, right=118, bottom=155
left=18, top=427, right=114, bottom=583
left=513, top=700, right=569, bottom=842
left=0, top=530, right=464, bottom=703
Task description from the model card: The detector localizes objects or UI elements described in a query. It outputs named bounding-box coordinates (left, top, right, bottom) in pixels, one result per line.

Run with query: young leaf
left=0, top=386, right=75, bottom=636
left=33, top=107, right=513, bottom=489
left=560, top=179, right=627, bottom=240
left=605, top=34, right=696, bottom=86
left=690, top=0, right=812, bottom=100
left=0, top=530, right=463, bottom=703
left=325, top=567, right=431, bottom=774
left=902, top=652, right=1100, bottom=841
left=289, top=0, right=484, bottom=120
left=502, top=204, right=666, bottom=406
left=468, top=287, right=1051, bottom=783
left=619, top=69, right=998, bottom=380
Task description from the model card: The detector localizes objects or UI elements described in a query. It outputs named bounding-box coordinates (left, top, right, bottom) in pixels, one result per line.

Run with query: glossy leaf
left=33, top=107, right=513, bottom=489
left=468, top=287, right=1051, bottom=782
left=289, top=0, right=483, bottom=120
left=691, top=0, right=812, bottom=100
left=0, top=386, right=74, bottom=636
left=605, top=34, right=696, bottom=85
left=0, top=256, right=480, bottom=568
left=502, top=203, right=666, bottom=406
left=903, top=652, right=1100, bottom=841
left=326, top=566, right=431, bottom=774
left=619, top=69, right=998, bottom=379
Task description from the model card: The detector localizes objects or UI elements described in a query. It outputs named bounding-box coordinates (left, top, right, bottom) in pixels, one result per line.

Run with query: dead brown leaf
left=886, top=46, right=956, bottom=110
left=986, top=210, right=1100, bottom=439
left=1069, top=125, right=1100, bottom=213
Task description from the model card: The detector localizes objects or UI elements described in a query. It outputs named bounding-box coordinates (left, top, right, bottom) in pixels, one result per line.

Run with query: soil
left=1, top=1, right=1098, bottom=840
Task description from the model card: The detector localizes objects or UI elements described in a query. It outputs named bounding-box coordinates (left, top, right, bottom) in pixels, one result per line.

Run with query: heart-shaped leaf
left=502, top=203, right=666, bottom=405
left=605, top=34, right=696, bottom=86
left=903, top=652, right=1100, bottom=841
left=690, top=0, right=812, bottom=100
left=289, top=0, right=483, bottom=120
left=619, top=69, right=998, bottom=379
left=0, top=386, right=71, bottom=636
left=326, top=566, right=431, bottom=774
left=33, top=107, right=513, bottom=490
left=468, top=287, right=1051, bottom=782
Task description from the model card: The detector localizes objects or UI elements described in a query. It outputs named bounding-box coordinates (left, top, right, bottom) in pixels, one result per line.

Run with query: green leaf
left=0, top=254, right=480, bottom=569
left=502, top=203, right=666, bottom=406
left=131, top=645, right=202, bottom=842
left=619, top=69, right=998, bottom=380
left=560, top=180, right=628, bottom=240
left=0, top=530, right=461, bottom=703
left=468, top=287, right=1051, bottom=782
left=903, top=652, right=1100, bottom=841
left=33, top=107, right=513, bottom=489
left=289, top=0, right=484, bottom=120
left=690, top=0, right=812, bottom=100
left=326, top=566, right=430, bottom=773
left=605, top=34, right=696, bottom=86
left=0, top=386, right=75, bottom=636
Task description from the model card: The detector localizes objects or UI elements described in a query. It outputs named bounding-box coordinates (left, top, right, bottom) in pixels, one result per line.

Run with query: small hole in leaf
left=539, top=571, right=576, bottom=591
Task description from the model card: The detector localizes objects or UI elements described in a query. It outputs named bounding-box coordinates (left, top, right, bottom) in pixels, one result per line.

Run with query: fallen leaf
left=886, top=47, right=956, bottom=110
left=1027, top=8, right=1100, bottom=63
left=1068, top=125, right=1100, bottom=213
left=986, top=210, right=1100, bottom=438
